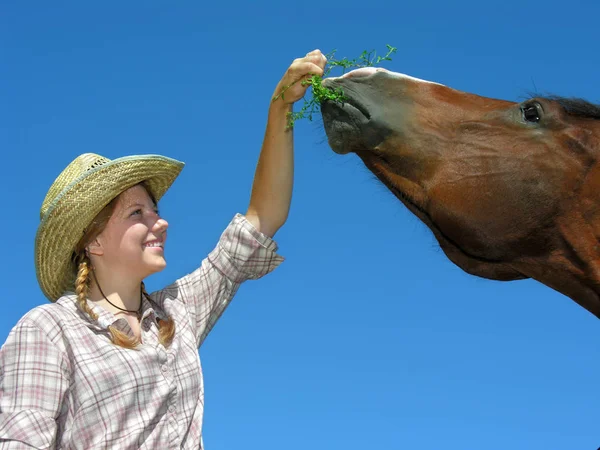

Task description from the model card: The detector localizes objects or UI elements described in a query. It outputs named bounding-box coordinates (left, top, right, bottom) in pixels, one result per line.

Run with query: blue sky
left=2, top=1, right=600, bottom=449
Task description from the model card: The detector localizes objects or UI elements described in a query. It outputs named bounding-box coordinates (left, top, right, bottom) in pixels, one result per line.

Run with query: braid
left=107, top=325, right=139, bottom=349
left=107, top=277, right=141, bottom=349
left=74, top=252, right=139, bottom=349
left=106, top=280, right=140, bottom=348
left=142, top=282, right=176, bottom=348
left=75, top=253, right=98, bottom=321
left=73, top=257, right=174, bottom=349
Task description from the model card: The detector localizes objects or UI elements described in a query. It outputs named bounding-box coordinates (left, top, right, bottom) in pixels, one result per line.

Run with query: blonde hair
left=72, top=183, right=175, bottom=349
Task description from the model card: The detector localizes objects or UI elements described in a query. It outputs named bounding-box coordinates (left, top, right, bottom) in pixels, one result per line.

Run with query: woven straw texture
left=35, top=153, right=184, bottom=301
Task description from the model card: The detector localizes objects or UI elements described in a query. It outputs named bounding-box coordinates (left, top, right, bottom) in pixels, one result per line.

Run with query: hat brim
left=35, top=154, right=185, bottom=302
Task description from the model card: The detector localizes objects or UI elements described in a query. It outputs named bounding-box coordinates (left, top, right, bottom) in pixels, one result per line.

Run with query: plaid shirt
left=0, top=214, right=283, bottom=449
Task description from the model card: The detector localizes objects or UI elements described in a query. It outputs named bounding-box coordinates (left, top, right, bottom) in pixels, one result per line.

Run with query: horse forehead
left=337, top=67, right=444, bottom=86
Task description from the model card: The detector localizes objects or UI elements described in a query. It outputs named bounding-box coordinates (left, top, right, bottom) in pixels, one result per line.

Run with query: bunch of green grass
left=273, top=44, right=397, bottom=129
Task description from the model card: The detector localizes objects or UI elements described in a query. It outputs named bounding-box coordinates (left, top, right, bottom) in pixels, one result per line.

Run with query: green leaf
left=273, top=44, right=397, bottom=129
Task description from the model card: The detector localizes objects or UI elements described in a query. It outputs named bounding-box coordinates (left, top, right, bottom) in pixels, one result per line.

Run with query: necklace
left=91, top=270, right=143, bottom=321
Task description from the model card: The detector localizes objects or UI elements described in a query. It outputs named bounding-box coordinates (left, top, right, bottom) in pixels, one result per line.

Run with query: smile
left=143, top=240, right=164, bottom=248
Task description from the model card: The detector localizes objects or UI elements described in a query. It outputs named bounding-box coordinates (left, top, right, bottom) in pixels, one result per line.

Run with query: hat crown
left=40, top=153, right=111, bottom=219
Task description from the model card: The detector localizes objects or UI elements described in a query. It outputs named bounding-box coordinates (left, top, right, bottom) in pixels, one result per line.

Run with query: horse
left=320, top=67, right=600, bottom=319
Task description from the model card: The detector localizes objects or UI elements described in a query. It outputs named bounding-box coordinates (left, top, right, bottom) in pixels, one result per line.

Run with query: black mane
left=543, top=96, right=600, bottom=120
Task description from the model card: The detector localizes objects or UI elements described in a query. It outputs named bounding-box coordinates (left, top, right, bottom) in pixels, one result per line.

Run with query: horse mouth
left=339, top=98, right=372, bottom=120
left=320, top=97, right=371, bottom=154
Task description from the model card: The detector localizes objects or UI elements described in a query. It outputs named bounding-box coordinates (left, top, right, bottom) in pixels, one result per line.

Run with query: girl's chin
left=143, top=257, right=167, bottom=275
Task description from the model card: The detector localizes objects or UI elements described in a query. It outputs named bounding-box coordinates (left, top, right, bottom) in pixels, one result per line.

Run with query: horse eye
left=522, top=103, right=542, bottom=123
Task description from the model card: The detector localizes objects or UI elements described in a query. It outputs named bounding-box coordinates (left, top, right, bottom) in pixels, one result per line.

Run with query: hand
left=272, top=49, right=327, bottom=105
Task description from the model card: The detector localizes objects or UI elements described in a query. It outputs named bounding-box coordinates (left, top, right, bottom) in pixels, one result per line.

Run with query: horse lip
left=321, top=97, right=371, bottom=120
left=320, top=81, right=374, bottom=155
left=345, top=98, right=371, bottom=120
left=321, top=79, right=371, bottom=120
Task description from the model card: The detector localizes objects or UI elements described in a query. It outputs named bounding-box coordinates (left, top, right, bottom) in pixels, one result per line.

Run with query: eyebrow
left=123, top=202, right=159, bottom=211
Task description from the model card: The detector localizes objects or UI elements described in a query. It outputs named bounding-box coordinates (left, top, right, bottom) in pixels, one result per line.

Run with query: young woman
left=0, top=49, right=327, bottom=449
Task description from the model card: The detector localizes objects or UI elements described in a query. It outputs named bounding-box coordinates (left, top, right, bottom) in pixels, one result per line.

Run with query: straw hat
left=35, top=153, right=185, bottom=302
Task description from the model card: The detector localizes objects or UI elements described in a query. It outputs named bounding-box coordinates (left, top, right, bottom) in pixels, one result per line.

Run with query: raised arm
left=245, top=49, right=327, bottom=237
left=162, top=50, right=327, bottom=346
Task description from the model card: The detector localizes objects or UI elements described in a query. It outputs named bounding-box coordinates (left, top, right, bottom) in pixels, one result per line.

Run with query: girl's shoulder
left=13, top=293, right=87, bottom=343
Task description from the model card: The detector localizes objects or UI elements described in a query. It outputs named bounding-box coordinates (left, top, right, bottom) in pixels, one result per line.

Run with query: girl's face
left=88, top=185, right=168, bottom=281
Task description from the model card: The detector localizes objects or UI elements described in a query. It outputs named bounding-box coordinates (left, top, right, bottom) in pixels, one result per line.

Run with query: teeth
left=144, top=242, right=163, bottom=248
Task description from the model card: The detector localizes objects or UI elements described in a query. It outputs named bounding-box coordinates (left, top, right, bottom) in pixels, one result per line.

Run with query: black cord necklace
left=91, top=270, right=143, bottom=321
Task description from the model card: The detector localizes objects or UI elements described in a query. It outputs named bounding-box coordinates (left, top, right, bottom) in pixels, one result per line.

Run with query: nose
left=152, top=217, right=168, bottom=236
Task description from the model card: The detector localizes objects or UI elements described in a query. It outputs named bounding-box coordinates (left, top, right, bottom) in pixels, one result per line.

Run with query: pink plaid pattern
left=0, top=214, right=283, bottom=449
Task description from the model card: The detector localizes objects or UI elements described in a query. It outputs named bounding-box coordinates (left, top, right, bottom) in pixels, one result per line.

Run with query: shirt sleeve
left=159, top=213, right=284, bottom=347
left=0, top=319, right=70, bottom=449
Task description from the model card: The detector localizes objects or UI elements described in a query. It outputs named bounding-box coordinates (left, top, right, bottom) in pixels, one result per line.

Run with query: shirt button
left=168, top=405, right=176, bottom=414
left=161, top=365, right=169, bottom=374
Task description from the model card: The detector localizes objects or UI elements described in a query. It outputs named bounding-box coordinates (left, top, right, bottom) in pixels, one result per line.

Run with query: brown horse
left=320, top=67, right=600, bottom=319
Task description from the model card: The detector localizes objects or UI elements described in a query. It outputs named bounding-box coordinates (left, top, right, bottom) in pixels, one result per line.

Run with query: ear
left=87, top=237, right=104, bottom=257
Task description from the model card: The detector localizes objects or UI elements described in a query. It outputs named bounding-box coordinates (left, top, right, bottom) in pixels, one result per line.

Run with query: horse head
left=321, top=67, right=600, bottom=318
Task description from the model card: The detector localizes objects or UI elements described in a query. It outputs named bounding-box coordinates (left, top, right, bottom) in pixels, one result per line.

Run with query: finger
left=304, top=49, right=327, bottom=67
left=305, top=49, right=322, bottom=58
left=288, top=61, right=324, bottom=78
left=305, top=55, right=327, bottom=70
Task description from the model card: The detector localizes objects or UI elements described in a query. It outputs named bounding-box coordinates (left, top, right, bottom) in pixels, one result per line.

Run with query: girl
left=0, top=50, right=327, bottom=449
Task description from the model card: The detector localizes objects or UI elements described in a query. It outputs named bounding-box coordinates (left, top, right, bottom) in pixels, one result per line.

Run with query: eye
left=130, top=209, right=142, bottom=217
left=521, top=102, right=542, bottom=123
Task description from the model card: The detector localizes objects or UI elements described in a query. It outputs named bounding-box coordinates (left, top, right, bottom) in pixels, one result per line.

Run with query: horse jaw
left=355, top=149, right=528, bottom=282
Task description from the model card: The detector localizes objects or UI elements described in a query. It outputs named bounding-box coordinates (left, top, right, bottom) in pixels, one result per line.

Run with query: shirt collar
left=57, top=292, right=164, bottom=330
